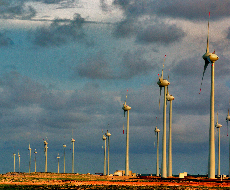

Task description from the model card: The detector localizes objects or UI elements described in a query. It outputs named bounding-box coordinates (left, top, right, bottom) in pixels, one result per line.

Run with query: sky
left=0, top=0, right=230, bottom=176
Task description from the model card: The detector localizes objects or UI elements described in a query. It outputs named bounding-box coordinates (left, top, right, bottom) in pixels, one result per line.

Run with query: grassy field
left=0, top=173, right=229, bottom=189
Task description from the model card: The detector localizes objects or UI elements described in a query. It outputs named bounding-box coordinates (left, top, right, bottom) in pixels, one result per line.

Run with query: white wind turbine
left=154, top=119, right=160, bottom=177
left=166, top=86, right=174, bottom=177
left=34, top=149, right=37, bottom=172
left=57, top=153, right=60, bottom=173
left=102, top=133, right=107, bottom=175
left=63, top=144, right=66, bottom=173
left=28, top=144, right=32, bottom=173
left=157, top=55, right=170, bottom=178
left=200, top=12, right=219, bottom=179
left=71, top=137, right=75, bottom=173
left=226, top=109, right=230, bottom=176
left=122, top=90, right=131, bottom=176
left=18, top=151, right=20, bottom=173
left=215, top=111, right=222, bottom=177
left=13, top=153, right=16, bottom=172
left=44, top=140, right=48, bottom=172
left=106, top=129, right=111, bottom=176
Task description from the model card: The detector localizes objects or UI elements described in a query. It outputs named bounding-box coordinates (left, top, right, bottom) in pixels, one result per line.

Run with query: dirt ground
left=0, top=172, right=229, bottom=189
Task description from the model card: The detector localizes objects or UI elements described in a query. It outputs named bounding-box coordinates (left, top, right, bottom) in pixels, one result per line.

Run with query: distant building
left=114, top=170, right=136, bottom=177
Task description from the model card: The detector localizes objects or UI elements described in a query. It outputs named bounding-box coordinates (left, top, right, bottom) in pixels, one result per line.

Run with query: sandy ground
left=0, top=172, right=229, bottom=188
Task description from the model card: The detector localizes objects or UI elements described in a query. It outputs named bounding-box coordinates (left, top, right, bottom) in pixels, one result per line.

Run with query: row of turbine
left=13, top=138, right=76, bottom=173
left=155, top=12, right=230, bottom=179
left=102, top=130, right=111, bottom=175
left=156, top=55, right=174, bottom=178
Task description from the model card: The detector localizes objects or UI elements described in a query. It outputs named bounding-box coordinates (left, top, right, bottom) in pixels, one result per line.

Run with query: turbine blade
left=159, top=98, right=160, bottom=110
left=227, top=121, right=229, bottom=136
left=199, top=60, right=209, bottom=94
left=206, top=12, right=210, bottom=53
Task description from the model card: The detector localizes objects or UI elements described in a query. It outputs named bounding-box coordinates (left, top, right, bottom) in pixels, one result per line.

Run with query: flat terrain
left=0, top=172, right=229, bottom=189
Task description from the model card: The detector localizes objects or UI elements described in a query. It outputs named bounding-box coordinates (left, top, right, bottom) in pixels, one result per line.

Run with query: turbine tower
left=106, top=130, right=111, bottom=175
left=122, top=90, right=131, bottom=176
left=57, top=153, right=60, bottom=173
left=44, top=140, right=48, bottom=172
left=18, top=151, right=20, bottom=173
left=13, top=153, right=16, bottom=172
left=71, top=138, right=75, bottom=173
left=63, top=144, right=66, bottom=173
left=215, top=111, right=222, bottom=177
left=201, top=12, right=219, bottom=179
left=157, top=55, right=170, bottom=178
left=34, top=149, right=37, bottom=172
left=166, top=86, right=174, bottom=177
left=154, top=125, right=160, bottom=177
left=28, top=144, right=32, bottom=173
left=226, top=109, right=230, bottom=176
left=102, top=134, right=107, bottom=175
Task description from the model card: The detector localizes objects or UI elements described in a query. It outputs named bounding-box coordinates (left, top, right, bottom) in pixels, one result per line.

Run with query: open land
left=0, top=172, right=229, bottom=189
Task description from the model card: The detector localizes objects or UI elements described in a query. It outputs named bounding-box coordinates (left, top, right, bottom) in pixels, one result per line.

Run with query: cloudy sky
left=0, top=0, right=230, bottom=176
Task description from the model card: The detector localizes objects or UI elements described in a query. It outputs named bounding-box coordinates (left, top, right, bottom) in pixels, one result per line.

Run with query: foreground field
left=0, top=172, right=229, bottom=189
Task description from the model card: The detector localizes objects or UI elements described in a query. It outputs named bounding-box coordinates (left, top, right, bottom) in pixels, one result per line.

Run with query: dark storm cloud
left=136, top=23, right=186, bottom=45
left=0, top=72, right=109, bottom=131
left=0, top=71, right=44, bottom=108
left=30, top=13, right=88, bottom=47
left=157, top=0, right=230, bottom=21
left=112, top=0, right=230, bottom=21
left=119, top=50, right=156, bottom=78
left=112, top=19, right=136, bottom=38
left=0, top=0, right=36, bottom=19
left=75, top=50, right=155, bottom=80
left=77, top=52, right=115, bottom=79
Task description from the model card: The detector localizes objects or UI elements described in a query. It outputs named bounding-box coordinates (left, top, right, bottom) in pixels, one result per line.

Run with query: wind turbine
left=44, top=140, right=48, bottom=172
left=13, top=153, right=16, bottom=172
left=122, top=90, right=131, bottom=176
left=28, top=144, right=32, bottom=173
left=215, top=111, right=222, bottom=177
left=34, top=149, right=37, bottom=172
left=102, top=133, right=107, bottom=175
left=63, top=144, right=66, bottom=173
left=57, top=153, right=60, bottom=173
left=18, top=151, right=20, bottom=173
left=226, top=109, right=230, bottom=176
left=166, top=86, right=174, bottom=177
left=106, top=129, right=111, bottom=176
left=71, top=137, right=75, bottom=173
left=200, top=12, right=219, bottom=179
left=154, top=123, right=160, bottom=177
left=157, top=55, right=170, bottom=178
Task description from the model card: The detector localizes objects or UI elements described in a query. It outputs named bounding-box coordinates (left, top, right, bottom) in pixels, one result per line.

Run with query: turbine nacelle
left=226, top=116, right=230, bottom=121
left=166, top=94, right=174, bottom=101
left=154, top=126, right=160, bottom=133
left=226, top=109, right=230, bottom=121
left=157, top=78, right=170, bottom=87
left=102, top=135, right=107, bottom=140
left=203, top=52, right=219, bottom=63
left=106, top=131, right=111, bottom=137
left=122, top=102, right=131, bottom=117
left=71, top=138, right=75, bottom=143
left=215, top=123, right=222, bottom=128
